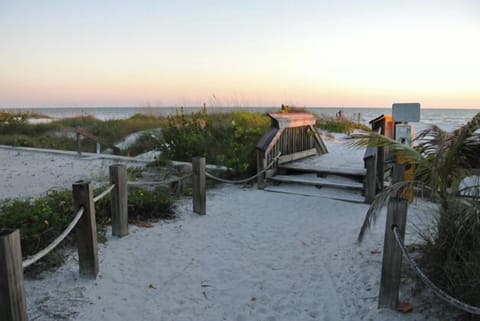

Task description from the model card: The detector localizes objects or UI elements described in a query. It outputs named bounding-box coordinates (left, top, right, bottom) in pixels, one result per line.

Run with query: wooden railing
left=255, top=112, right=327, bottom=189
left=75, top=127, right=120, bottom=157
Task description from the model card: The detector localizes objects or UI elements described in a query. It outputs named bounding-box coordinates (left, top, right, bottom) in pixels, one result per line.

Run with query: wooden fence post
left=192, top=157, right=206, bottom=215
left=76, top=131, right=82, bottom=157
left=378, top=164, right=408, bottom=308
left=364, top=146, right=378, bottom=203
left=364, top=155, right=377, bottom=203
left=109, top=165, right=128, bottom=237
left=0, top=229, right=27, bottom=321
left=72, top=181, right=99, bottom=278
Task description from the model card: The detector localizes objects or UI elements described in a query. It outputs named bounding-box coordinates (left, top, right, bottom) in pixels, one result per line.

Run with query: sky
left=1, top=0, right=479, bottom=108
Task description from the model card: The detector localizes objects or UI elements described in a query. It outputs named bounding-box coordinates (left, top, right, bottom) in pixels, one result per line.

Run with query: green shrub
left=160, top=108, right=269, bottom=177
left=0, top=190, right=74, bottom=256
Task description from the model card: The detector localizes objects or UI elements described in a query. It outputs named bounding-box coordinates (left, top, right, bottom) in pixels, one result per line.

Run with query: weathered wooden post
left=0, top=229, right=28, bottom=321
left=378, top=164, right=408, bottom=308
left=72, top=181, right=99, bottom=278
left=109, top=165, right=128, bottom=237
left=76, top=130, right=82, bottom=157
left=192, top=157, right=206, bottom=215
left=364, top=146, right=378, bottom=203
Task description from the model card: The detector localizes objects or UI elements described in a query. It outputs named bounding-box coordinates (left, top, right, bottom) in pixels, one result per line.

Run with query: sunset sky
left=1, top=0, right=479, bottom=108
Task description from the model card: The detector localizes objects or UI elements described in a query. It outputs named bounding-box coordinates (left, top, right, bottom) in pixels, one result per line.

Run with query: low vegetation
left=158, top=107, right=270, bottom=177
left=316, top=115, right=370, bottom=134
left=0, top=112, right=167, bottom=156
left=0, top=187, right=175, bottom=273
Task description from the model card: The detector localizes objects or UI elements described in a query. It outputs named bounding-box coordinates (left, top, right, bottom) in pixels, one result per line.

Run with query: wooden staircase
left=255, top=112, right=379, bottom=203
left=264, top=155, right=367, bottom=203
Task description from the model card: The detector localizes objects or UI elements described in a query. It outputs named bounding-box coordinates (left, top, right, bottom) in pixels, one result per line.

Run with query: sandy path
left=0, top=145, right=455, bottom=320
left=23, top=184, right=451, bottom=321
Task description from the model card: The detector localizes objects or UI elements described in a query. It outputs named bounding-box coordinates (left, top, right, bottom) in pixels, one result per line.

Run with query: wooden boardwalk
left=279, top=137, right=366, bottom=177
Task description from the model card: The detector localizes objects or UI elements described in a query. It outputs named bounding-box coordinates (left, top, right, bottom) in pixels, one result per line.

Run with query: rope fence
left=93, top=184, right=115, bottom=203
left=392, top=225, right=480, bottom=315
left=205, top=153, right=281, bottom=184
left=22, top=207, right=85, bottom=269
left=1, top=164, right=130, bottom=321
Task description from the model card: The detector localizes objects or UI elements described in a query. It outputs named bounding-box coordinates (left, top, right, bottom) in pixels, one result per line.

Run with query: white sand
left=0, top=145, right=456, bottom=320
left=0, top=147, right=148, bottom=200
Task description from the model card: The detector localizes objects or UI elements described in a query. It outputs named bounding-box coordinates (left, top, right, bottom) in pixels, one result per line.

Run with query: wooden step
left=270, top=173, right=364, bottom=191
left=278, top=163, right=366, bottom=179
left=264, top=184, right=366, bottom=203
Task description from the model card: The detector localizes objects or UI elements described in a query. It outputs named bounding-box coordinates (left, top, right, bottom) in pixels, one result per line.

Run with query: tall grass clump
left=159, top=107, right=270, bottom=177
left=316, top=115, right=369, bottom=134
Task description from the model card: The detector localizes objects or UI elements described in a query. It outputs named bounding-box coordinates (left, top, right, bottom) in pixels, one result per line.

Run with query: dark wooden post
left=109, top=165, right=128, bottom=237
left=364, top=146, right=378, bottom=203
left=72, top=181, right=99, bottom=278
left=76, top=131, right=82, bottom=157
left=376, top=147, right=385, bottom=191
left=192, top=157, right=206, bottom=215
left=0, top=229, right=27, bottom=321
left=256, top=150, right=266, bottom=190
left=378, top=164, right=408, bottom=308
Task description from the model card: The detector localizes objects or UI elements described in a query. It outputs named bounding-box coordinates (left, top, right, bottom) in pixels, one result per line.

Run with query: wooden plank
left=270, top=174, right=364, bottom=190
left=256, top=128, right=279, bottom=151
left=267, top=112, right=317, bottom=129
left=309, top=125, right=328, bottom=155
left=378, top=164, right=408, bottom=308
left=109, top=165, right=128, bottom=237
left=192, top=157, right=206, bottom=215
left=72, top=181, right=99, bottom=278
left=0, top=229, right=27, bottom=321
left=264, top=185, right=365, bottom=203
left=278, top=148, right=317, bottom=164
left=279, top=163, right=366, bottom=178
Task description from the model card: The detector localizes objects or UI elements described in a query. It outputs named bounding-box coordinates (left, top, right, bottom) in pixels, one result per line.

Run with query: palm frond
left=350, top=131, right=425, bottom=166
left=357, top=180, right=430, bottom=242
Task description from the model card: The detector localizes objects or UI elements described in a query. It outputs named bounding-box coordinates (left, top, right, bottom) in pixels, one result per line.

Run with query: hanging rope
left=204, top=153, right=281, bottom=184
left=93, top=184, right=115, bottom=203
left=392, top=225, right=480, bottom=315
left=23, top=207, right=85, bottom=269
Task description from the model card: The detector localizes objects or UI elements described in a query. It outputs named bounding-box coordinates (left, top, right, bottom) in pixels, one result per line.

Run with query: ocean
left=2, top=106, right=479, bottom=133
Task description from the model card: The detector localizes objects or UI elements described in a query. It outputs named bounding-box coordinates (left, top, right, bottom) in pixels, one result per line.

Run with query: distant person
left=336, top=110, right=344, bottom=119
